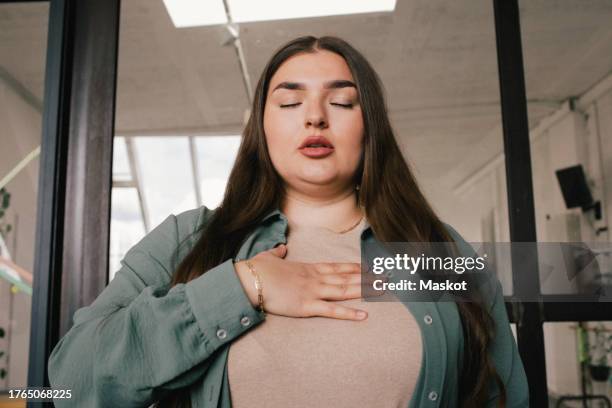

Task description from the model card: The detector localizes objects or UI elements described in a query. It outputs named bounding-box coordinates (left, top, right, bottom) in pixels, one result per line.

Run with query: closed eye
left=279, top=103, right=301, bottom=108
left=279, top=102, right=353, bottom=109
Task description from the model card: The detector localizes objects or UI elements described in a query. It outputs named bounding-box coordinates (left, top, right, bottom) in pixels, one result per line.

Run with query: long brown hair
left=159, top=36, right=506, bottom=408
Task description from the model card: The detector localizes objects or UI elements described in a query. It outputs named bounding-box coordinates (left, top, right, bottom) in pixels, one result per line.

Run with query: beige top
left=228, top=217, right=423, bottom=407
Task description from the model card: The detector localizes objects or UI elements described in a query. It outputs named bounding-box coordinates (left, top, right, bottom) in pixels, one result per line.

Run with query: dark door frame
left=493, top=1, right=548, bottom=406
left=19, top=1, right=120, bottom=408
left=12, top=0, right=611, bottom=407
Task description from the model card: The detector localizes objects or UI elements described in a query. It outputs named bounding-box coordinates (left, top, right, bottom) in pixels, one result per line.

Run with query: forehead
left=269, top=50, right=354, bottom=89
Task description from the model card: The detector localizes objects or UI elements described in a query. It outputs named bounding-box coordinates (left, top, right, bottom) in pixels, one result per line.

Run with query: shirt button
left=424, top=314, right=433, bottom=325
left=428, top=391, right=438, bottom=401
left=240, top=316, right=251, bottom=327
left=385, top=270, right=394, bottom=278
left=216, top=328, right=228, bottom=340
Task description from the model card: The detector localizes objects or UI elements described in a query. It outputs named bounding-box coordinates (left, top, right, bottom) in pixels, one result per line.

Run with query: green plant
left=0, top=326, right=6, bottom=380
left=588, top=324, right=612, bottom=366
left=586, top=323, right=612, bottom=382
left=0, top=188, right=10, bottom=381
left=0, top=187, right=12, bottom=238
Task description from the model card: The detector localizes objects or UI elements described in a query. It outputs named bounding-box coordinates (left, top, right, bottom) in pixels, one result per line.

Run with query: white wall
left=452, top=75, right=612, bottom=396
left=0, top=79, right=41, bottom=389
left=592, top=89, right=612, bottom=239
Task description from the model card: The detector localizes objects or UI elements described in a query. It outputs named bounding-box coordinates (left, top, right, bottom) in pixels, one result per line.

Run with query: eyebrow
left=272, top=79, right=356, bottom=93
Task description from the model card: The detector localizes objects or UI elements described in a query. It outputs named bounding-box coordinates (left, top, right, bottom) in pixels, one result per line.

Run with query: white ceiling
left=1, top=0, right=612, bottom=201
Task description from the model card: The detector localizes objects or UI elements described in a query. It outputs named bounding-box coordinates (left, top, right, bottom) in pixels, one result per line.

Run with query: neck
left=281, top=185, right=363, bottom=231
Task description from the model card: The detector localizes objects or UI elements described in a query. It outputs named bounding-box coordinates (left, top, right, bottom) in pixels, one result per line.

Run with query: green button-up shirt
left=48, top=205, right=529, bottom=407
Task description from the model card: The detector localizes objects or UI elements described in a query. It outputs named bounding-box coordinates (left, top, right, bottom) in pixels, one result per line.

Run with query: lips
left=299, top=135, right=333, bottom=149
left=299, top=135, right=334, bottom=158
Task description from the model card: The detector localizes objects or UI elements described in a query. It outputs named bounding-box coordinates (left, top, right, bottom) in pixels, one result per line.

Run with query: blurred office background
left=1, top=0, right=612, bottom=406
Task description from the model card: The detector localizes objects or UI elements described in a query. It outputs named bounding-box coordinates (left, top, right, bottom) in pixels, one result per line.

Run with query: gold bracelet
left=245, top=260, right=265, bottom=316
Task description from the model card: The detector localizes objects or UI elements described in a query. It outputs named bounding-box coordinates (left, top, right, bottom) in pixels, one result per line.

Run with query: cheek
left=334, top=112, right=364, bottom=162
left=263, top=109, right=294, bottom=173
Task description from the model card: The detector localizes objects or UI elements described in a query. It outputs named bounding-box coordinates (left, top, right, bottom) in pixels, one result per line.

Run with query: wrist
left=245, top=259, right=266, bottom=315
left=234, top=260, right=258, bottom=307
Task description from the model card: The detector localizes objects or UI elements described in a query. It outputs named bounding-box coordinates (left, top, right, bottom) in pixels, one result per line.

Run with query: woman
left=48, top=36, right=528, bottom=407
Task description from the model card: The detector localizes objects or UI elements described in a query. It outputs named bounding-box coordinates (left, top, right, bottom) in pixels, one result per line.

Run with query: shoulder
left=175, top=205, right=216, bottom=238
left=121, top=206, right=216, bottom=280
left=442, top=222, right=477, bottom=257
left=441, top=222, right=499, bottom=309
left=130, top=205, right=212, bottom=251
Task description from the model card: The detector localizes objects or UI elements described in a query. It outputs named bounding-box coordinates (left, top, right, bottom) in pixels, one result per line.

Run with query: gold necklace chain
left=325, top=214, right=364, bottom=234
left=284, top=191, right=364, bottom=234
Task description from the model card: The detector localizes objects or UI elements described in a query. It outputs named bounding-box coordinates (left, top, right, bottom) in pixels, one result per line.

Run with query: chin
left=300, top=176, right=337, bottom=186
left=293, top=170, right=337, bottom=186
left=298, top=162, right=338, bottom=176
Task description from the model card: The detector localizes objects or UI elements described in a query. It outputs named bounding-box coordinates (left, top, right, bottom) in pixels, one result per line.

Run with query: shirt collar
left=261, top=208, right=285, bottom=223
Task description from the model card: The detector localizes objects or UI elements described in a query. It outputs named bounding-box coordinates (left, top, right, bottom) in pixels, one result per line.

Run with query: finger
left=317, top=282, right=362, bottom=300
left=317, top=271, right=386, bottom=287
left=309, top=301, right=368, bottom=321
left=363, top=273, right=389, bottom=286
left=314, top=262, right=361, bottom=275
left=318, top=273, right=361, bottom=286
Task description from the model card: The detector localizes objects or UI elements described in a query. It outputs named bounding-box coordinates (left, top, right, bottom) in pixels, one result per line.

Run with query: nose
left=305, top=100, right=328, bottom=129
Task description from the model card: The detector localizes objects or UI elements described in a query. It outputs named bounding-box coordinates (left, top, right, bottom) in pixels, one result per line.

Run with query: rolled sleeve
left=185, top=258, right=265, bottom=351
left=48, top=206, right=267, bottom=407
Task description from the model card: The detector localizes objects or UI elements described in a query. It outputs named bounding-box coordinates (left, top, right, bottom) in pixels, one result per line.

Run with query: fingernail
left=357, top=311, right=367, bottom=319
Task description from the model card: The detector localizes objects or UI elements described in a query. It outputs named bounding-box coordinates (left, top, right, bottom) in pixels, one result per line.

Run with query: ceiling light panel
left=228, top=0, right=397, bottom=23
left=162, top=0, right=228, bottom=28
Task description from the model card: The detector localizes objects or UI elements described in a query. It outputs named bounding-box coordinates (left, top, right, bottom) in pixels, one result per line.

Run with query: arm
left=48, top=207, right=264, bottom=408
left=484, top=279, right=529, bottom=407
left=443, top=223, right=529, bottom=407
